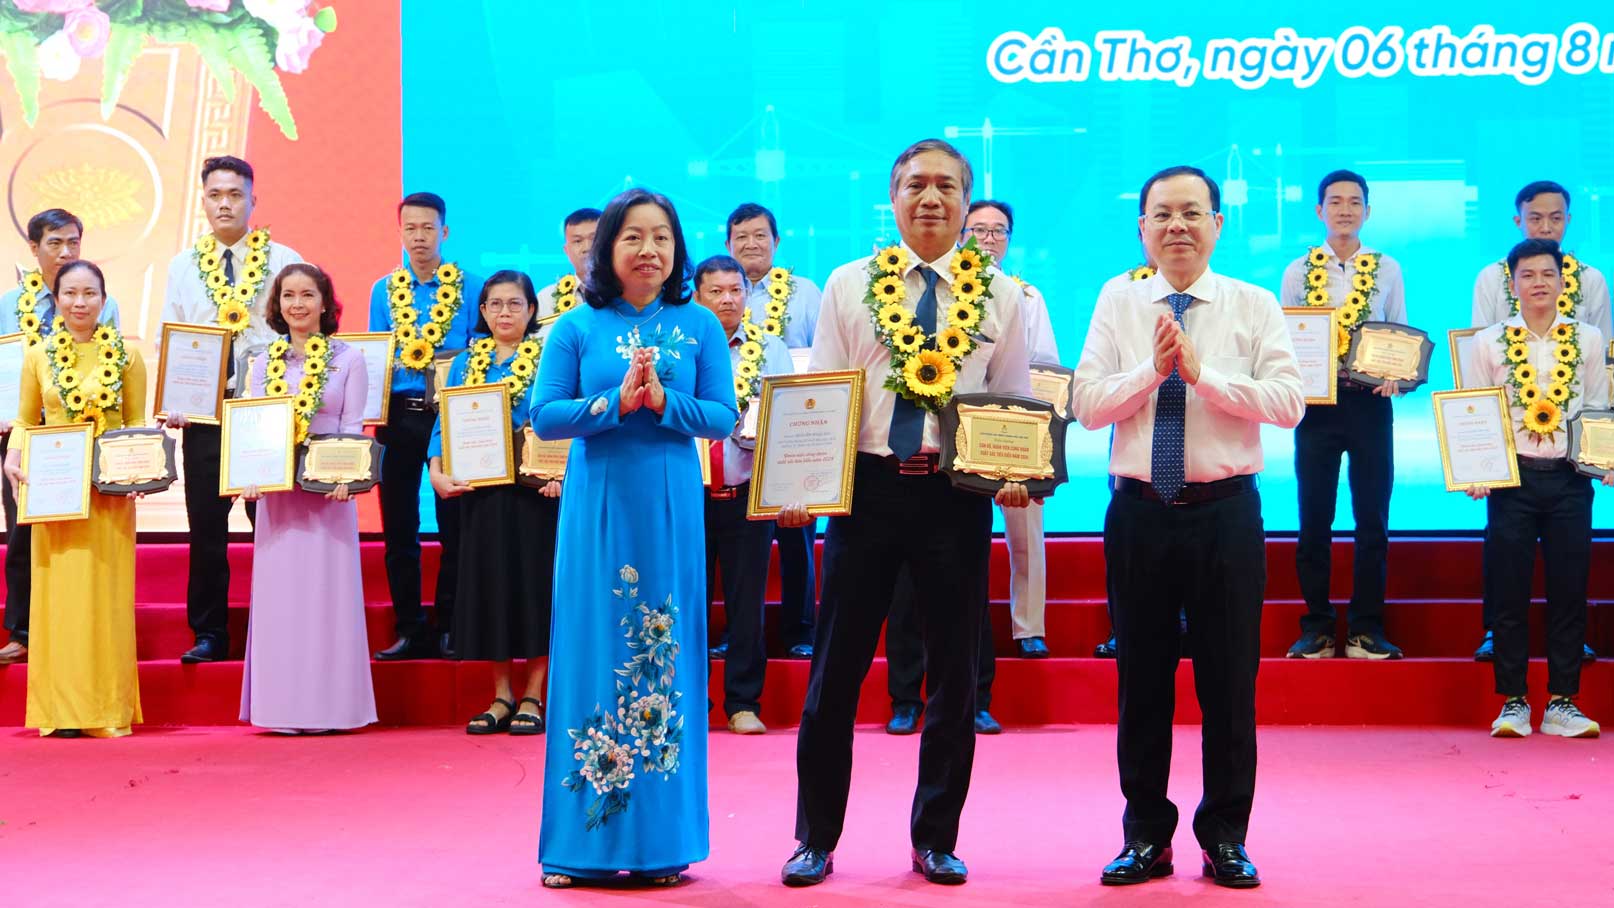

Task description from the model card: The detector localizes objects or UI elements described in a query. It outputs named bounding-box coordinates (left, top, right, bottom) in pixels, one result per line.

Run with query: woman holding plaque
left=237, top=264, right=377, bottom=733
left=530, top=189, right=737, bottom=888
left=3, top=260, right=146, bottom=737
left=427, top=270, right=560, bottom=736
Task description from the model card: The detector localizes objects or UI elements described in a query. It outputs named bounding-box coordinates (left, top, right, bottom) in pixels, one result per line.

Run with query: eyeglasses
left=1147, top=209, right=1212, bottom=226
left=482, top=301, right=530, bottom=314
left=965, top=226, right=1011, bottom=240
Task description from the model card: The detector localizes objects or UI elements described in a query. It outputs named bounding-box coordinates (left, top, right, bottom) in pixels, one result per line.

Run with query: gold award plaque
left=1350, top=327, right=1424, bottom=381
left=950, top=404, right=1056, bottom=482
left=96, top=432, right=170, bottom=485
left=303, top=437, right=376, bottom=485
left=520, top=427, right=570, bottom=481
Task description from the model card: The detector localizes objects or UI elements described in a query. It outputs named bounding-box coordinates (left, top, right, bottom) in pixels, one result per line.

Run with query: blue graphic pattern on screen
left=402, top=1, right=1614, bottom=531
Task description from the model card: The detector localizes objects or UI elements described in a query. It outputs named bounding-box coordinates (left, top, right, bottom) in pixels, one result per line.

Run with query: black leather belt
left=1114, top=474, right=1257, bottom=506
left=1517, top=455, right=1573, bottom=473
left=391, top=394, right=430, bottom=413
left=859, top=451, right=941, bottom=476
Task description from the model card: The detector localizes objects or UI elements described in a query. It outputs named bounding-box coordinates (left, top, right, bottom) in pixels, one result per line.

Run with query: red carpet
left=2, top=724, right=1609, bottom=907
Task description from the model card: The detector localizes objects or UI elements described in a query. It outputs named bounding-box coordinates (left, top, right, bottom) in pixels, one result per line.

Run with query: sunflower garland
left=14, top=270, right=47, bottom=347
left=861, top=238, right=993, bottom=409
left=731, top=337, right=768, bottom=407
left=1128, top=264, right=1155, bottom=282
left=553, top=273, right=580, bottom=314
left=46, top=317, right=128, bottom=437
left=464, top=334, right=544, bottom=401
left=263, top=334, right=333, bottom=445
left=1502, top=253, right=1582, bottom=318
left=1303, top=247, right=1381, bottom=360
left=388, top=261, right=465, bottom=371
left=195, top=228, right=272, bottom=336
left=1499, top=321, right=1581, bottom=441
left=746, top=266, right=795, bottom=338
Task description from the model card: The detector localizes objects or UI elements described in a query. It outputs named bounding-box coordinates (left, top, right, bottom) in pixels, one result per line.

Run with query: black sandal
left=466, top=697, right=515, bottom=735
left=510, top=697, right=546, bottom=736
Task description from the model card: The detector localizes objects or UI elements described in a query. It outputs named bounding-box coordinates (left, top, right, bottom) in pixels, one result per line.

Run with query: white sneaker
left=1540, top=698, right=1601, bottom=738
left=1490, top=699, right=1532, bottom=737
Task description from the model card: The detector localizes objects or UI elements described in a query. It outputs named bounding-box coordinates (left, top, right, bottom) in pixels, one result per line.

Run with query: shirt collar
left=726, top=321, right=748, bottom=345
left=1318, top=240, right=1378, bottom=262
left=1145, top=267, right=1218, bottom=305
left=400, top=255, right=442, bottom=287
left=217, top=232, right=254, bottom=261
left=1502, top=311, right=1573, bottom=337
left=898, top=241, right=956, bottom=281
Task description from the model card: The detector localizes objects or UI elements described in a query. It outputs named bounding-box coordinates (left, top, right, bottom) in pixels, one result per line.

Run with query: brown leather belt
left=859, top=451, right=941, bottom=476
left=1517, top=455, right=1573, bottom=473
left=1113, top=474, right=1257, bottom=506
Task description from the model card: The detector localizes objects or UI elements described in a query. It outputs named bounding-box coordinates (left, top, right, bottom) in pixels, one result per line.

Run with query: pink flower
left=272, top=15, right=323, bottom=73
left=64, top=5, right=109, bottom=58
left=186, top=0, right=233, bottom=11
left=12, top=0, right=93, bottom=13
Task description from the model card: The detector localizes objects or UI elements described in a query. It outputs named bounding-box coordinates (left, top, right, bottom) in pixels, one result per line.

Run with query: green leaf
left=226, top=20, right=298, bottom=140
left=100, top=0, right=146, bottom=25
left=0, top=33, right=41, bottom=126
left=99, top=24, right=146, bottom=119
left=188, top=22, right=237, bottom=104
left=314, top=7, right=338, bottom=33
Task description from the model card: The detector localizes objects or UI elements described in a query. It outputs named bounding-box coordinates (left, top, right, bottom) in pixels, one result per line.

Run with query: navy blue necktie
left=222, top=248, right=236, bottom=285
left=1150, top=293, right=1194, bottom=502
left=888, top=267, right=940, bottom=461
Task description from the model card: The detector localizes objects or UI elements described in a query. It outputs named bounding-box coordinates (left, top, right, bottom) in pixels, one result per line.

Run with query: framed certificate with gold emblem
left=1345, top=321, right=1433, bottom=390
left=938, top=393, right=1070, bottom=498
left=1448, top=327, right=1485, bottom=389
left=439, top=384, right=514, bottom=488
left=92, top=428, right=176, bottom=494
left=747, top=370, right=862, bottom=519
left=1432, top=388, right=1521, bottom=491
left=426, top=348, right=465, bottom=411
left=298, top=433, right=382, bottom=493
left=1568, top=410, right=1614, bottom=480
left=16, top=422, right=93, bottom=524
left=1283, top=308, right=1338, bottom=405
left=220, top=397, right=296, bottom=496
left=332, top=332, right=396, bottom=426
left=154, top=322, right=230, bottom=425
left=0, top=332, right=24, bottom=425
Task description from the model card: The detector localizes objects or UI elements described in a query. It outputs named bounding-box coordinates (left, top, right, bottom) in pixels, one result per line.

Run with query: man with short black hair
left=535, top=208, right=601, bottom=334
left=1464, top=237, right=1610, bottom=738
left=161, top=155, right=303, bottom=663
left=0, top=208, right=122, bottom=665
left=1281, top=170, right=1407, bottom=662
left=1075, top=165, right=1303, bottom=889
left=1471, top=180, right=1608, bottom=662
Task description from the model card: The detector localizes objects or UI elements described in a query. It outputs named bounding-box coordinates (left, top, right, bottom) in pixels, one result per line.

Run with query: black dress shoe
left=911, top=849, right=967, bottom=884
left=781, top=843, right=833, bottom=886
left=1100, top=842, right=1173, bottom=885
left=1202, top=843, right=1260, bottom=888
left=1017, top=637, right=1049, bottom=658
left=439, top=632, right=456, bottom=660
left=1474, top=631, right=1495, bottom=662
left=374, top=637, right=433, bottom=661
left=787, top=643, right=814, bottom=659
left=1094, top=635, right=1117, bottom=658
left=1584, top=643, right=1597, bottom=662
left=708, top=640, right=729, bottom=660
left=974, top=710, right=1002, bottom=735
left=53, top=728, right=83, bottom=739
left=180, top=638, right=226, bottom=663
left=886, top=703, right=920, bottom=735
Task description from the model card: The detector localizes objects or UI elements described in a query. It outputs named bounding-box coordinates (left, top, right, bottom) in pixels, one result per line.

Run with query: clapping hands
left=619, top=348, right=666, bottom=416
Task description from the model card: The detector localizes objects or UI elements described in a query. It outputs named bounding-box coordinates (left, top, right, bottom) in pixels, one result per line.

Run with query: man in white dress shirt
left=780, top=139, right=1033, bottom=888
left=1463, top=238, right=1610, bottom=739
left=160, top=155, right=303, bottom=663
left=1279, top=170, right=1407, bottom=662
left=534, top=208, right=601, bottom=332
left=1074, top=165, right=1303, bottom=889
left=1471, top=180, right=1607, bottom=663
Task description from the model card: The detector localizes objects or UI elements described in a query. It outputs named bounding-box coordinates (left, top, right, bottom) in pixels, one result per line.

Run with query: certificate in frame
left=332, top=332, right=396, bottom=426
left=1431, top=387, right=1521, bottom=492
left=0, top=332, right=25, bottom=425
left=746, top=369, right=863, bottom=519
left=426, top=347, right=466, bottom=411
left=154, top=322, right=231, bottom=425
left=439, top=383, right=515, bottom=488
left=219, top=396, right=297, bottom=496
left=1447, top=327, right=1485, bottom=390
left=17, top=422, right=93, bottom=524
left=1282, top=308, right=1339, bottom=406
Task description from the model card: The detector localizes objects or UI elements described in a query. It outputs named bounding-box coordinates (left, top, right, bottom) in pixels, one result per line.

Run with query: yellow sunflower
left=247, top=230, right=269, bottom=250
left=1337, top=305, right=1361, bottom=328
left=436, top=263, right=461, bottom=284
left=1550, top=363, right=1573, bottom=384
left=198, top=252, right=222, bottom=273
left=1307, top=248, right=1329, bottom=267
left=63, top=388, right=87, bottom=410
left=233, top=284, right=256, bottom=302
left=1352, top=273, right=1375, bottom=292
left=936, top=326, right=972, bottom=356
left=219, top=302, right=251, bottom=332
left=1505, top=325, right=1529, bottom=343
left=1562, top=254, right=1579, bottom=276
left=556, top=274, right=579, bottom=294
left=762, top=317, right=783, bottom=335
left=245, top=249, right=268, bottom=269
left=195, top=235, right=217, bottom=256
left=434, top=286, right=456, bottom=306
left=1131, top=266, right=1155, bottom=281
left=873, top=276, right=906, bottom=305
left=472, top=337, right=497, bottom=354
left=18, top=312, right=39, bottom=333
left=951, top=248, right=983, bottom=276
left=1513, top=363, right=1537, bottom=385
left=304, top=356, right=326, bottom=376
left=733, top=377, right=750, bottom=399
left=1564, top=273, right=1579, bottom=294
left=52, top=346, right=74, bottom=367
left=396, top=324, right=419, bottom=345
left=1555, top=343, right=1578, bottom=364
left=295, top=423, right=309, bottom=445
left=893, top=327, right=925, bottom=354
left=737, top=360, right=759, bottom=380
left=768, top=282, right=791, bottom=301
left=293, top=394, right=316, bottom=417
left=265, top=378, right=289, bottom=396
left=396, top=306, right=420, bottom=326
left=389, top=270, right=411, bottom=289
left=555, top=293, right=577, bottom=312
left=305, top=335, right=328, bottom=358
left=948, top=301, right=980, bottom=330
left=268, top=338, right=290, bottom=357
left=57, top=369, right=80, bottom=390
left=502, top=374, right=524, bottom=392
left=390, top=287, right=412, bottom=307
left=1305, top=289, right=1329, bottom=307
left=903, top=350, right=956, bottom=399
left=1344, top=292, right=1367, bottom=309
left=877, top=303, right=911, bottom=331
left=468, top=354, right=491, bottom=375
left=1558, top=294, right=1575, bottom=315
left=299, top=375, right=321, bottom=395
left=93, top=388, right=115, bottom=409
left=206, top=271, right=229, bottom=290
left=96, top=364, right=118, bottom=386
left=517, top=340, right=541, bottom=359
left=739, top=341, right=763, bottom=361
left=765, top=300, right=787, bottom=319
left=98, top=345, right=120, bottom=363
left=52, top=331, right=71, bottom=350
left=421, top=322, right=445, bottom=345
left=266, top=360, right=287, bottom=379
left=1336, top=325, right=1352, bottom=358
left=400, top=339, right=434, bottom=370
left=1505, top=343, right=1529, bottom=364
left=1354, top=254, right=1378, bottom=273
left=242, top=267, right=264, bottom=287
left=1546, top=382, right=1571, bottom=403
left=1306, top=269, right=1328, bottom=289
left=877, top=245, right=909, bottom=275
left=1525, top=398, right=1562, bottom=435
left=93, top=325, right=115, bottom=344
left=744, top=323, right=764, bottom=342
left=511, top=357, right=535, bottom=378
left=768, top=267, right=790, bottom=284
left=1551, top=324, right=1574, bottom=342
left=1520, top=383, right=1542, bottom=403
left=429, top=303, right=452, bottom=323
left=952, top=276, right=983, bottom=304
left=213, top=287, right=235, bottom=307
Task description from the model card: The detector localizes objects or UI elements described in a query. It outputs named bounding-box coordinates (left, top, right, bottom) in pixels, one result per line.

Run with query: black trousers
left=378, top=398, right=460, bottom=641
left=1, top=433, right=29, bottom=646
left=796, top=455, right=991, bottom=853
left=886, top=567, right=995, bottom=710
left=706, top=484, right=776, bottom=717
left=774, top=522, right=817, bottom=649
left=1294, top=386, right=1393, bottom=636
left=1485, top=463, right=1592, bottom=698
left=1107, top=486, right=1264, bottom=849
left=181, top=424, right=255, bottom=648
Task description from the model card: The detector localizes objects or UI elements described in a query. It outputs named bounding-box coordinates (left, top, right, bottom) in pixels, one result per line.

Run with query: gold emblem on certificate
left=1028, top=363, right=1075, bottom=419
left=518, top=426, right=570, bottom=485
left=1345, top=322, right=1433, bottom=390
left=746, top=370, right=863, bottom=519
left=93, top=428, right=177, bottom=494
left=1568, top=410, right=1614, bottom=479
left=938, top=394, right=1069, bottom=497
left=298, top=433, right=381, bottom=493
left=16, top=422, right=93, bottom=524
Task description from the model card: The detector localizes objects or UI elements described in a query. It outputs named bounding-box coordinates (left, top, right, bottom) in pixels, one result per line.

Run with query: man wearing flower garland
left=1463, top=237, right=1610, bottom=739
left=160, top=156, right=303, bottom=664
left=368, top=191, right=481, bottom=661
left=726, top=202, right=824, bottom=660
left=1074, top=165, right=1303, bottom=889
left=779, top=139, right=1033, bottom=888
left=1470, top=180, right=1609, bottom=663
left=0, top=208, right=122, bottom=666
left=692, top=255, right=793, bottom=735
left=534, top=208, right=601, bottom=336
left=1279, top=171, right=1407, bottom=662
